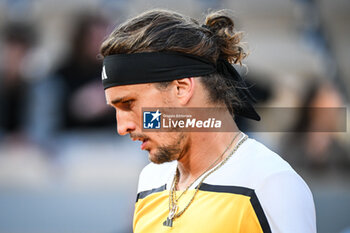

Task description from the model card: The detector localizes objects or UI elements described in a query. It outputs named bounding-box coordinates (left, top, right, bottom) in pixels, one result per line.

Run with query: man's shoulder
left=206, top=137, right=299, bottom=189
left=137, top=161, right=176, bottom=193
left=242, top=139, right=316, bottom=233
left=242, top=138, right=293, bottom=173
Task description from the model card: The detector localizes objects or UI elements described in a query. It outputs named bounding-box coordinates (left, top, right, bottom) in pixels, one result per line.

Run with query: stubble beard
left=149, top=132, right=187, bottom=164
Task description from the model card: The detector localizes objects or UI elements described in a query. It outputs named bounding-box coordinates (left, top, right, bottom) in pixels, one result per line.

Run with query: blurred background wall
left=0, top=0, right=349, bottom=232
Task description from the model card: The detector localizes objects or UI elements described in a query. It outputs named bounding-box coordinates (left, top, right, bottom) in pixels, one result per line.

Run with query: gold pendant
left=163, top=204, right=178, bottom=227
left=163, top=217, right=173, bottom=227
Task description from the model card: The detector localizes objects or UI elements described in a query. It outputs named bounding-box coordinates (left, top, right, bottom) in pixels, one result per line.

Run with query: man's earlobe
left=175, top=78, right=195, bottom=105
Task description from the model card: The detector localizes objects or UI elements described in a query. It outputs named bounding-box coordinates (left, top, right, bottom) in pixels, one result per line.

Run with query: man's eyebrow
left=110, top=96, right=133, bottom=105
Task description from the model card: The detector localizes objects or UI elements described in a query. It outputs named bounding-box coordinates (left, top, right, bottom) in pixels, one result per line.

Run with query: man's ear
left=173, top=77, right=195, bottom=105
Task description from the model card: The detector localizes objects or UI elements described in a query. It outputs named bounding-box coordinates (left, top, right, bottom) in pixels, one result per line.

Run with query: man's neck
left=176, top=125, right=241, bottom=190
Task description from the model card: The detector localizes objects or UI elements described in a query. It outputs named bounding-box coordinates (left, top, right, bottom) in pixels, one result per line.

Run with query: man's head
left=100, top=9, right=250, bottom=163
left=104, top=76, right=211, bottom=164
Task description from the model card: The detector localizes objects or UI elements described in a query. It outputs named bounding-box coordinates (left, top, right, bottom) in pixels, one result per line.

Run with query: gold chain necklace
left=172, top=132, right=240, bottom=203
left=163, top=133, right=248, bottom=227
left=166, top=132, right=240, bottom=222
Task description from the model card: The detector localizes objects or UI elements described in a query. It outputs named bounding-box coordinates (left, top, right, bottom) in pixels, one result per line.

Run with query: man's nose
left=116, top=110, right=136, bottom=135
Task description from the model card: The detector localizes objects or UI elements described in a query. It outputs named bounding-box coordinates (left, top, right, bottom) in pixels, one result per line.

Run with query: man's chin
left=148, top=151, right=175, bottom=164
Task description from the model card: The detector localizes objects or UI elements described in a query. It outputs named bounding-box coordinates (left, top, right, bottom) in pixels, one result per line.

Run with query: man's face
left=105, top=83, right=188, bottom=164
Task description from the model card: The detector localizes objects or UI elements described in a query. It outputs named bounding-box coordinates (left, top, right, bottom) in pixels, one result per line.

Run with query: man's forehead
left=105, top=83, right=153, bottom=103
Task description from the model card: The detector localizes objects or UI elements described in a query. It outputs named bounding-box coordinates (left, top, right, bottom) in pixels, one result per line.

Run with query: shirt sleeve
left=255, top=170, right=317, bottom=233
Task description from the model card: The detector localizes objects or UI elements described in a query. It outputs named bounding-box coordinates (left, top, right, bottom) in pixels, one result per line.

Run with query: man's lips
left=141, top=139, right=149, bottom=150
left=131, top=136, right=149, bottom=150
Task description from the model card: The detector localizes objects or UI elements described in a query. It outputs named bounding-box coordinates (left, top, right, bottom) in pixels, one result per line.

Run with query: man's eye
left=122, top=100, right=132, bottom=105
left=121, top=100, right=134, bottom=109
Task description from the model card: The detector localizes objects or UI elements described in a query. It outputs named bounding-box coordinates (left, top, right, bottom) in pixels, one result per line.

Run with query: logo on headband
left=101, top=65, right=108, bottom=80
left=143, top=110, right=161, bottom=129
